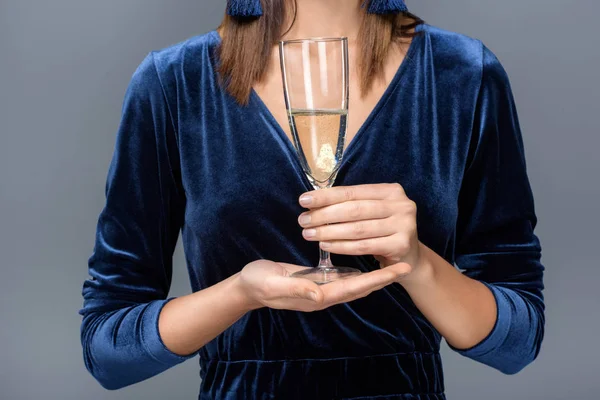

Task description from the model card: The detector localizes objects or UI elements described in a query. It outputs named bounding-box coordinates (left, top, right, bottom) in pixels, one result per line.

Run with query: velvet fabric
left=79, top=23, right=545, bottom=399
left=367, top=0, right=408, bottom=14
left=227, top=0, right=263, bottom=18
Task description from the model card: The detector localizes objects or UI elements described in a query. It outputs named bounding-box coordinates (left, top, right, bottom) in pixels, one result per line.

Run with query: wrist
left=399, top=242, right=436, bottom=288
left=230, top=272, right=263, bottom=313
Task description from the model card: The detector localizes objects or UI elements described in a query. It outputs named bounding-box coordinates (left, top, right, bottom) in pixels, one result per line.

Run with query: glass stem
left=313, top=184, right=334, bottom=271
left=318, top=247, right=333, bottom=269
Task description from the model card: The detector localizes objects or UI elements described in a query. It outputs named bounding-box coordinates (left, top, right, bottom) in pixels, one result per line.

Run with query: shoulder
left=130, top=31, right=221, bottom=93
left=417, top=23, right=509, bottom=87
left=419, top=24, right=482, bottom=59
left=151, top=30, right=220, bottom=75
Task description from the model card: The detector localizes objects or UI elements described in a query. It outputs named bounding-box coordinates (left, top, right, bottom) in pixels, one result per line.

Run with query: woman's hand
left=297, top=183, right=426, bottom=283
left=236, top=259, right=406, bottom=312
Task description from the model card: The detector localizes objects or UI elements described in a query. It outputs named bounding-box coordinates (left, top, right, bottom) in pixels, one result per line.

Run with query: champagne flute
left=279, top=37, right=362, bottom=284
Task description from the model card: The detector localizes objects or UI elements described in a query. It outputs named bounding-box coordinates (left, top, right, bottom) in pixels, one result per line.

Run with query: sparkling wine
left=289, top=108, right=347, bottom=187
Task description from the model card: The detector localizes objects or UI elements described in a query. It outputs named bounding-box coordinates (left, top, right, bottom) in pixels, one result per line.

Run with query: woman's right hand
left=236, top=260, right=407, bottom=312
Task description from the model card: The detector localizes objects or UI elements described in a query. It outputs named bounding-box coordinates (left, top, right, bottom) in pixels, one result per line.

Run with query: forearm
left=158, top=272, right=254, bottom=356
left=400, top=243, right=497, bottom=350
left=81, top=273, right=254, bottom=389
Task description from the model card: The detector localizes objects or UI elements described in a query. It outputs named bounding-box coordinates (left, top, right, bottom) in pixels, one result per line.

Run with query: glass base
left=290, top=266, right=361, bottom=285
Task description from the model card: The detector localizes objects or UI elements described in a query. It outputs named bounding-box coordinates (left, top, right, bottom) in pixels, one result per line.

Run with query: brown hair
left=217, top=0, right=423, bottom=104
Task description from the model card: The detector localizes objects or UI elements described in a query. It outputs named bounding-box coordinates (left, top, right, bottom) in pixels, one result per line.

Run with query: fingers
left=317, top=268, right=402, bottom=307
left=319, top=233, right=411, bottom=257
left=299, top=200, right=394, bottom=227
left=299, top=183, right=406, bottom=209
left=302, top=218, right=397, bottom=242
left=278, top=262, right=315, bottom=276
left=259, top=262, right=404, bottom=312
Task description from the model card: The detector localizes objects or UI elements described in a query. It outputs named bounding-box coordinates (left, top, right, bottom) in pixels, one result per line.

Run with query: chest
left=176, top=57, right=472, bottom=263
left=179, top=106, right=464, bottom=263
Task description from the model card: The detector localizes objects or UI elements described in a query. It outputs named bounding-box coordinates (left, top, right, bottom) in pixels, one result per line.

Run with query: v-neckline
left=211, top=24, right=425, bottom=185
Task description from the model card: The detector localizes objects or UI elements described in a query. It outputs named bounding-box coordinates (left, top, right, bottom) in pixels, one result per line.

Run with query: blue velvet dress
left=79, top=23, right=545, bottom=399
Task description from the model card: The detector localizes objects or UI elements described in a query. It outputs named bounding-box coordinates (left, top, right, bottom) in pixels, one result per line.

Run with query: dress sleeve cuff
left=141, top=298, right=198, bottom=365
left=448, top=282, right=512, bottom=360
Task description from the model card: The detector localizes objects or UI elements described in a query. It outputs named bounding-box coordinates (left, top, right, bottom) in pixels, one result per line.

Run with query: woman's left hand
left=298, top=183, right=425, bottom=282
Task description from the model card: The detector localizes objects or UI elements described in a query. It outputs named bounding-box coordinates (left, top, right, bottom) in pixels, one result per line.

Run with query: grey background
left=1, top=0, right=598, bottom=399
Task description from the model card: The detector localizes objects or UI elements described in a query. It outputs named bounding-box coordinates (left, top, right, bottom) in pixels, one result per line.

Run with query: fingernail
left=308, top=291, right=319, bottom=301
left=320, top=242, right=331, bottom=249
left=298, top=214, right=311, bottom=226
left=299, top=195, right=313, bottom=206
left=303, top=229, right=316, bottom=238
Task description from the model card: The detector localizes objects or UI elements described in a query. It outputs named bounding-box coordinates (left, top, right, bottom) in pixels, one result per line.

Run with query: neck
left=282, top=0, right=363, bottom=41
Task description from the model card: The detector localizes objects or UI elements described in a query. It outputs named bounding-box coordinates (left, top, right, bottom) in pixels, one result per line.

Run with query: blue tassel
left=366, top=0, right=408, bottom=14
left=227, top=0, right=263, bottom=18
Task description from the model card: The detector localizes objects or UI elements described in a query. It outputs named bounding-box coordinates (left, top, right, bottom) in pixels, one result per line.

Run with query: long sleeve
left=450, top=45, right=545, bottom=374
left=79, top=52, right=195, bottom=390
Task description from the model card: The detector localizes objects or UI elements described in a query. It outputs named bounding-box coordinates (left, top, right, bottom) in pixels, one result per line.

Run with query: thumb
left=273, top=275, right=321, bottom=302
left=291, top=281, right=322, bottom=302
left=276, top=263, right=324, bottom=301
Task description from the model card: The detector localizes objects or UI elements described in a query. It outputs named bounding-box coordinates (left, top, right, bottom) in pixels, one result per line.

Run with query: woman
left=79, top=0, right=545, bottom=398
